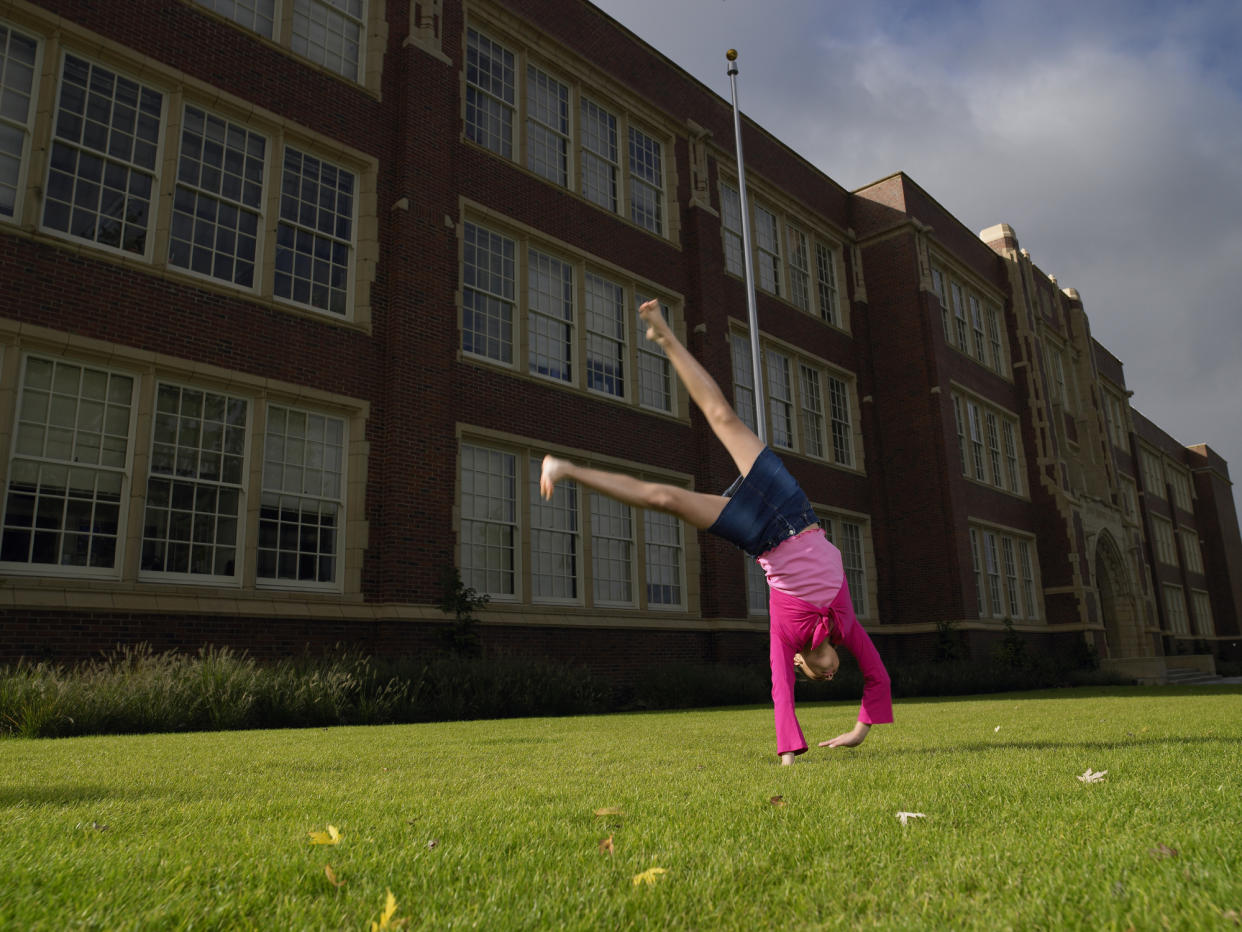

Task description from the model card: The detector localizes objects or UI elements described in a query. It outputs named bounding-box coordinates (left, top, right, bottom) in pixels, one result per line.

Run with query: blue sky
left=592, top=0, right=1242, bottom=522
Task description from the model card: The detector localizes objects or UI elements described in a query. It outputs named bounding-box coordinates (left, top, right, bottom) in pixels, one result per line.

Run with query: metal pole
left=726, top=49, right=767, bottom=445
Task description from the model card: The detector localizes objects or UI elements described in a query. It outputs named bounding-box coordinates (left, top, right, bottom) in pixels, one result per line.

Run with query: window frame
left=460, top=213, right=679, bottom=415
left=457, top=438, right=690, bottom=611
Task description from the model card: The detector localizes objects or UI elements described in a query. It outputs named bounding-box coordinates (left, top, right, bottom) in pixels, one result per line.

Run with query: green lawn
left=2, top=686, right=1239, bottom=930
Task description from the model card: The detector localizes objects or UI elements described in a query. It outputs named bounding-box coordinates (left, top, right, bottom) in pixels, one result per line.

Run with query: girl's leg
left=540, top=455, right=728, bottom=530
left=640, top=299, right=765, bottom=477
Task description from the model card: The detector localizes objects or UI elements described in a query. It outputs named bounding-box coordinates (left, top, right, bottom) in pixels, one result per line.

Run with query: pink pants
left=768, top=580, right=893, bottom=756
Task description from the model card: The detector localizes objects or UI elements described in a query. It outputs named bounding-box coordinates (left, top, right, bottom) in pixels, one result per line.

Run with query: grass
left=1, top=686, right=1239, bottom=930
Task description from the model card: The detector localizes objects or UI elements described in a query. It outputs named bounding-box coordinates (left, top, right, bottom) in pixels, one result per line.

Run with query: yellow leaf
left=599, top=834, right=614, bottom=856
left=308, top=824, right=341, bottom=845
left=370, top=889, right=399, bottom=931
left=594, top=807, right=623, bottom=817
left=631, top=866, right=667, bottom=887
left=323, top=864, right=345, bottom=887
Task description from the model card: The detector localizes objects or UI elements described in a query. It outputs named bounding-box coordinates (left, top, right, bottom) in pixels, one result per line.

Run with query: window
left=1001, top=536, right=1019, bottom=617
left=720, top=181, right=744, bottom=276
left=729, top=332, right=757, bottom=432
left=460, top=442, right=687, bottom=609
left=754, top=205, right=780, bottom=295
left=1139, top=448, right=1165, bottom=499
left=1167, top=467, right=1193, bottom=513
left=967, top=402, right=986, bottom=482
left=969, top=528, right=984, bottom=615
left=1162, top=584, right=1189, bottom=635
left=193, top=0, right=276, bottom=38
left=461, top=217, right=674, bottom=410
left=0, top=22, right=38, bottom=222
left=634, top=295, right=672, bottom=412
left=1103, top=390, right=1128, bottom=448
left=191, top=0, right=366, bottom=82
left=837, top=520, right=867, bottom=616
left=787, top=226, right=810, bottom=312
left=956, top=393, right=1024, bottom=494
left=591, top=493, right=632, bottom=605
left=1, top=356, right=134, bottom=572
left=462, top=221, right=516, bottom=365
left=580, top=97, right=617, bottom=211
left=986, top=306, right=1005, bottom=373
left=827, top=375, right=854, bottom=467
left=43, top=53, right=163, bottom=256
left=527, top=249, right=574, bottom=382
left=951, top=282, right=969, bottom=350
left=0, top=350, right=359, bottom=589
left=934, top=262, right=1008, bottom=375
left=983, top=531, right=1002, bottom=618
left=291, top=0, right=365, bottom=82
left=526, top=65, right=569, bottom=186
left=529, top=456, right=578, bottom=601
left=141, top=383, right=247, bottom=580
left=951, top=396, right=966, bottom=470
left=799, top=365, right=825, bottom=460
left=984, top=412, right=1002, bottom=488
left=766, top=349, right=793, bottom=450
left=968, top=295, right=986, bottom=363
left=644, top=509, right=683, bottom=607
left=465, top=28, right=515, bottom=158
left=814, top=241, right=840, bottom=327
left=970, top=524, right=1040, bottom=620
left=1047, top=343, right=1068, bottom=408
left=1190, top=589, right=1213, bottom=637
left=258, top=405, right=345, bottom=586
left=22, top=44, right=368, bottom=318
left=1179, top=529, right=1204, bottom=575
left=585, top=274, right=625, bottom=398
left=460, top=443, right=517, bottom=597
left=732, top=332, right=856, bottom=466
left=171, top=105, right=266, bottom=288
left=746, top=556, right=768, bottom=615
left=273, top=147, right=355, bottom=316
left=1150, top=515, right=1176, bottom=566
left=1018, top=540, right=1037, bottom=618
left=627, top=125, right=663, bottom=234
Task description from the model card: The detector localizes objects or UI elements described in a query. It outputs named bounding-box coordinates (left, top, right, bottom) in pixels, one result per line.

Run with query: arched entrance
left=1094, top=531, right=1140, bottom=658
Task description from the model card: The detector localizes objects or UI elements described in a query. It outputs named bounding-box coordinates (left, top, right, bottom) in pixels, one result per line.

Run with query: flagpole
left=726, top=49, right=767, bottom=445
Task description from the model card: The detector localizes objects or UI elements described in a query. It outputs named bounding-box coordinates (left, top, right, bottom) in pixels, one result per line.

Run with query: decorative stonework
left=686, top=120, right=716, bottom=214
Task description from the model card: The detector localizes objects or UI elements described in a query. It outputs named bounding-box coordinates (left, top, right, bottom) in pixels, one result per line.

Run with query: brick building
left=0, top=0, right=1237, bottom=682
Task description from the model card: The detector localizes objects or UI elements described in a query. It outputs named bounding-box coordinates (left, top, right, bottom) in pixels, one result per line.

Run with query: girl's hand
left=819, top=722, right=870, bottom=748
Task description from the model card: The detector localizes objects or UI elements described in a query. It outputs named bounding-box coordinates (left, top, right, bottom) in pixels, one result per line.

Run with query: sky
left=591, top=0, right=1242, bottom=523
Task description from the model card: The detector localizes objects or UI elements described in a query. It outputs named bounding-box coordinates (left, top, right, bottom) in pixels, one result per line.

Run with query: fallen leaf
left=599, top=834, right=614, bottom=856
left=324, top=864, right=345, bottom=887
left=308, top=825, right=341, bottom=845
left=632, top=866, right=667, bottom=887
left=1077, top=768, right=1108, bottom=784
left=1222, top=909, right=1240, bottom=926
left=895, top=812, right=925, bottom=826
left=994, top=726, right=1001, bottom=733
left=88, top=821, right=109, bottom=832
left=1148, top=844, right=1179, bottom=859
left=426, top=838, right=438, bottom=849
left=370, top=889, right=399, bottom=931
left=769, top=795, right=786, bottom=807
left=594, top=807, right=623, bottom=817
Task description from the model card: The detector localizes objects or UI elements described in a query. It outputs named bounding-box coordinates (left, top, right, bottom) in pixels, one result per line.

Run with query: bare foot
left=540, top=454, right=571, bottom=500
left=638, top=299, right=672, bottom=345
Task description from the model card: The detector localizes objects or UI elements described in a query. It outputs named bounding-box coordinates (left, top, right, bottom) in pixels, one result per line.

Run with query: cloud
left=592, top=0, right=1242, bottom=516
